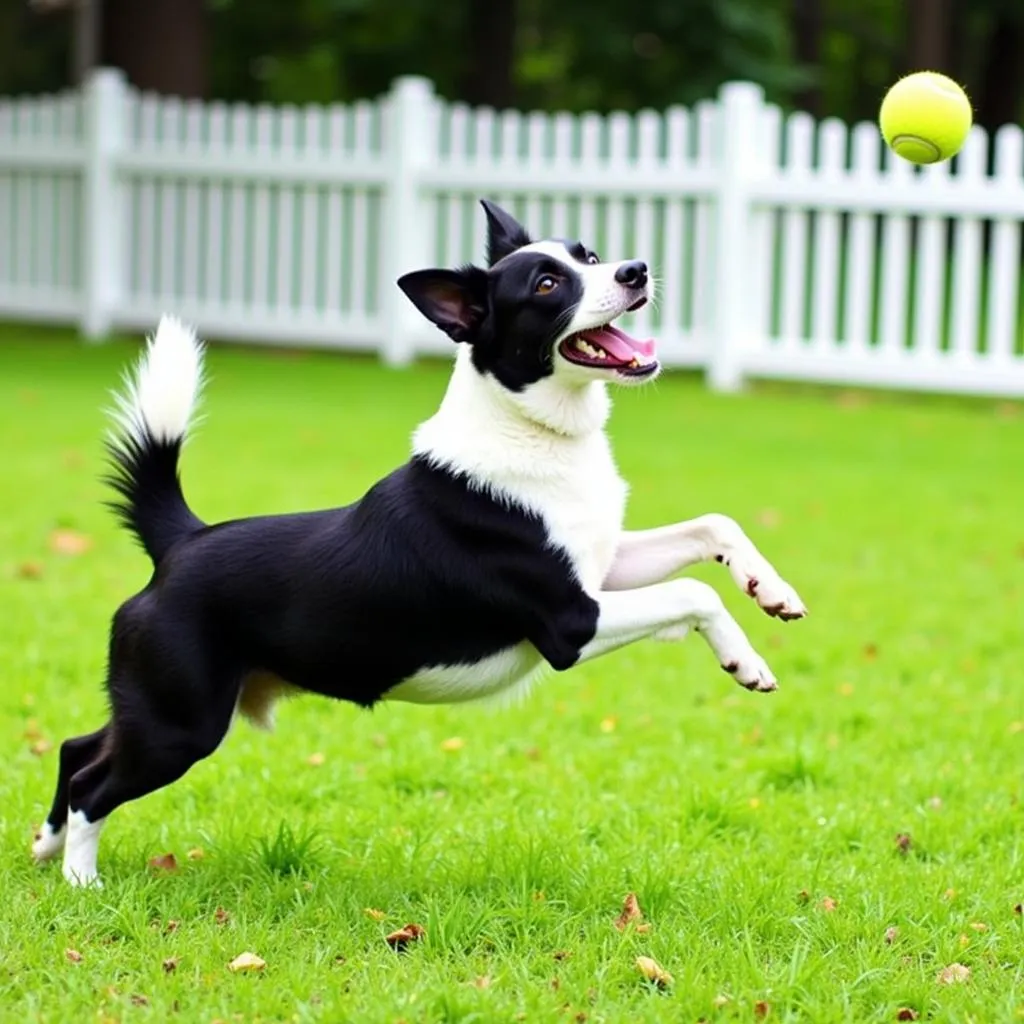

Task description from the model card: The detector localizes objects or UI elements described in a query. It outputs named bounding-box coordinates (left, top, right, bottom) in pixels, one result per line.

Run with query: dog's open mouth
left=559, top=319, right=659, bottom=377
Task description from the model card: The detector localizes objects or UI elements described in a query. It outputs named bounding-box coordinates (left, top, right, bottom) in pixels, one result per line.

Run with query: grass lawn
left=1, top=322, right=1022, bottom=1024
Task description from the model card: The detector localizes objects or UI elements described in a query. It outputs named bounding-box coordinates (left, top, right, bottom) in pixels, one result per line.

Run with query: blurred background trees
left=6, top=0, right=1024, bottom=130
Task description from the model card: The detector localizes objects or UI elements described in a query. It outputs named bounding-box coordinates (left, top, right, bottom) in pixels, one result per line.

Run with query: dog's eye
left=536, top=275, right=558, bottom=294
left=586, top=253, right=600, bottom=265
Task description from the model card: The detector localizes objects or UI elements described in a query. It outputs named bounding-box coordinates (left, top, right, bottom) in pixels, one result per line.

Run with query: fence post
left=380, top=76, right=437, bottom=367
left=81, top=67, right=126, bottom=340
left=706, top=81, right=765, bottom=392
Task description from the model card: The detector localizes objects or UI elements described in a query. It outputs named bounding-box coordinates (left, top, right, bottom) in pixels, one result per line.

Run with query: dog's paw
left=720, top=651, right=778, bottom=692
left=32, top=823, right=65, bottom=863
left=728, top=559, right=807, bottom=621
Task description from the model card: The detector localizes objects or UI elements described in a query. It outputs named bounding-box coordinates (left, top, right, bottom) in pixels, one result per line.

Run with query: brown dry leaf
left=599, top=716, right=617, bottom=733
left=227, top=951, right=266, bottom=973
left=16, top=561, right=43, bottom=580
left=635, top=955, right=673, bottom=989
left=614, top=892, right=643, bottom=931
left=187, top=847, right=204, bottom=861
left=754, top=1000, right=771, bottom=1018
left=796, top=889, right=811, bottom=904
left=896, top=1010, right=919, bottom=1022
left=863, top=642, right=879, bottom=660
left=65, top=948, right=82, bottom=963
left=884, top=926, right=900, bottom=945
left=937, top=963, right=971, bottom=985
left=363, top=908, right=387, bottom=921
left=214, top=907, right=231, bottom=926
left=162, top=957, right=179, bottom=973
left=130, top=995, right=149, bottom=1007
left=552, top=950, right=572, bottom=961
left=440, top=737, right=464, bottom=752
left=635, top=923, right=652, bottom=934
left=306, top=752, right=326, bottom=766
left=820, top=897, right=838, bottom=912
left=472, top=976, right=491, bottom=990
left=165, top=920, right=180, bottom=934
left=385, top=923, right=425, bottom=950
left=148, top=852, right=178, bottom=873
left=29, top=738, right=52, bottom=756
left=894, top=833, right=913, bottom=856
left=1014, top=903, right=1023, bottom=915
left=49, top=529, right=92, bottom=556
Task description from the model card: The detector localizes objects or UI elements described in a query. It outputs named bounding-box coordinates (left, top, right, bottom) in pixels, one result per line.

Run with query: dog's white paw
left=62, top=864, right=102, bottom=888
left=725, top=557, right=807, bottom=622
left=32, top=823, right=66, bottom=863
left=720, top=649, right=778, bottom=692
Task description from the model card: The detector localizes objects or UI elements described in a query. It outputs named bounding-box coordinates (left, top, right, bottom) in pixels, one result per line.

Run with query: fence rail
left=1, top=69, right=1024, bottom=396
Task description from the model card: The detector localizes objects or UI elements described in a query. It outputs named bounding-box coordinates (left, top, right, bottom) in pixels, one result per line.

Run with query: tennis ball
left=879, top=71, right=972, bottom=164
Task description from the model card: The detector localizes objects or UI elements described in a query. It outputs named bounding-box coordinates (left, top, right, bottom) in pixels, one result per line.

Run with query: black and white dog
left=33, top=200, right=806, bottom=887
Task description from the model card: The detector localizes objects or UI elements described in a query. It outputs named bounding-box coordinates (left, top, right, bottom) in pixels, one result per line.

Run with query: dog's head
left=397, top=200, right=659, bottom=393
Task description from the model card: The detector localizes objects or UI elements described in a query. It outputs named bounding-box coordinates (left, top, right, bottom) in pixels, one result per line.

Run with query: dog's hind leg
left=61, top=694, right=235, bottom=888
left=32, top=726, right=108, bottom=863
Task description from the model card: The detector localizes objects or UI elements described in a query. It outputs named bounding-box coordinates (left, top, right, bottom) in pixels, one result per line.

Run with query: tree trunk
left=976, top=14, right=1024, bottom=133
left=792, top=0, right=823, bottom=116
left=906, top=0, right=950, bottom=74
left=101, top=0, right=208, bottom=98
left=459, top=0, right=517, bottom=108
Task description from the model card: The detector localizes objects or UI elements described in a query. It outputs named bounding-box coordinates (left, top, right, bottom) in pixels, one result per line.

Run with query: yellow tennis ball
left=879, top=71, right=973, bottom=164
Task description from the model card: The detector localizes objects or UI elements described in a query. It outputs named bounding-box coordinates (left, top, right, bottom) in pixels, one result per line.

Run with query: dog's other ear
left=481, top=199, right=531, bottom=266
left=397, top=267, right=489, bottom=343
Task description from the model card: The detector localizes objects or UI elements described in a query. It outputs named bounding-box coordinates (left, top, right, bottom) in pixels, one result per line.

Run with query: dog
left=32, top=200, right=806, bottom=887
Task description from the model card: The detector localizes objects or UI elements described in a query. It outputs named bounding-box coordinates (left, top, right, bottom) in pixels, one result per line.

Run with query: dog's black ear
left=397, top=267, right=489, bottom=344
left=481, top=199, right=531, bottom=266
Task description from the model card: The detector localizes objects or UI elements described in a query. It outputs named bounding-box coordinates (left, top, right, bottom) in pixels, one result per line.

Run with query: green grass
left=1, top=323, right=1023, bottom=1024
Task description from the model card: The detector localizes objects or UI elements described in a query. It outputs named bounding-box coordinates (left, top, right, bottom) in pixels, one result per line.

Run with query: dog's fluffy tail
left=105, top=315, right=206, bottom=565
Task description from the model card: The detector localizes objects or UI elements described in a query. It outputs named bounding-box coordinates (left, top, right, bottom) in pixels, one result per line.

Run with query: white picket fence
left=2, top=68, right=1024, bottom=395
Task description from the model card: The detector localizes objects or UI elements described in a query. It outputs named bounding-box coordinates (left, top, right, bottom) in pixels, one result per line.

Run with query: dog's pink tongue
left=580, top=324, right=657, bottom=362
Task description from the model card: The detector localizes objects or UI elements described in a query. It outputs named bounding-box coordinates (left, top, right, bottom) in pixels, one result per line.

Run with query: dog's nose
left=615, top=260, right=648, bottom=289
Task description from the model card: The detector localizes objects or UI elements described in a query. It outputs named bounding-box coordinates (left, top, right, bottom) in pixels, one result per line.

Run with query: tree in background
left=9, top=0, right=1024, bottom=131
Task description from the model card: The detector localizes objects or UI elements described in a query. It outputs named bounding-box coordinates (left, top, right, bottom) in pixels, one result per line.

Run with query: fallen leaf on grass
left=614, top=892, right=643, bottom=931
left=552, top=950, right=573, bottom=961
left=754, top=1000, right=771, bottom=1018
left=1014, top=903, right=1022, bottom=915
left=884, top=926, right=900, bottom=945
left=896, top=1009, right=919, bottom=1021
left=440, top=737, right=464, bottom=752
left=942, top=888, right=957, bottom=901
left=227, top=952, right=266, bottom=973
left=16, top=561, right=43, bottom=580
left=130, top=995, right=149, bottom=1007
left=635, top=956, right=673, bottom=989
left=937, top=963, right=971, bottom=985
left=363, top=908, right=387, bottom=921
left=894, top=833, right=913, bottom=855
left=164, top=920, right=180, bottom=934
left=385, top=923, right=425, bottom=950
left=65, top=948, right=82, bottom=963
left=863, top=643, right=879, bottom=660
left=29, top=738, right=52, bottom=756
left=472, top=976, right=491, bottom=990
left=49, top=529, right=92, bottom=556
left=712, top=994, right=732, bottom=1008
left=162, top=958, right=179, bottom=973
left=214, top=907, right=231, bottom=926
left=148, top=852, right=178, bottom=873
left=820, top=897, right=838, bottom=912
left=187, top=847, right=204, bottom=860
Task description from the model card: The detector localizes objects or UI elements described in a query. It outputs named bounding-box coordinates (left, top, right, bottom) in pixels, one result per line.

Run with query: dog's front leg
left=603, top=514, right=806, bottom=621
left=576, top=578, right=777, bottom=692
